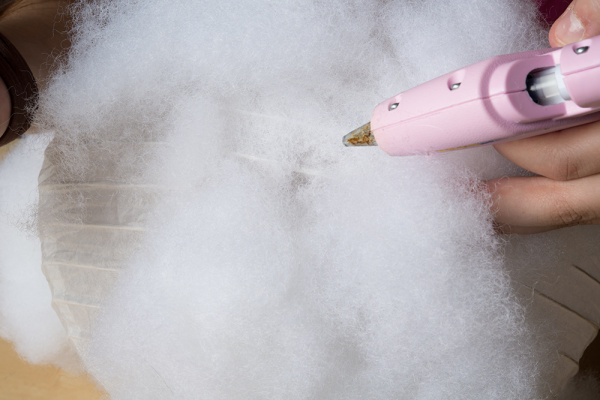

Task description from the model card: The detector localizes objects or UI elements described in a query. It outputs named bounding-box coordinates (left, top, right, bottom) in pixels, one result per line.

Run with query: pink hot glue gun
left=343, top=36, right=600, bottom=156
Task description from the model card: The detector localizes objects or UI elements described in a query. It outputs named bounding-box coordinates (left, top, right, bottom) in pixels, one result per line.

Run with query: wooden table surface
left=1, top=331, right=599, bottom=399
left=0, top=338, right=105, bottom=400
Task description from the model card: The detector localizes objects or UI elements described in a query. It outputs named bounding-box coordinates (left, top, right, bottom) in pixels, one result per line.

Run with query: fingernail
left=554, top=6, right=585, bottom=46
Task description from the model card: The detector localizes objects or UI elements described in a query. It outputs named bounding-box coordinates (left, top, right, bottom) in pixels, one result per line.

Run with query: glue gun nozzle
left=343, top=122, right=377, bottom=146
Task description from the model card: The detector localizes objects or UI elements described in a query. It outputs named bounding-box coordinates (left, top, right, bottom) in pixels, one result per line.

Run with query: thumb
left=550, top=0, right=600, bottom=47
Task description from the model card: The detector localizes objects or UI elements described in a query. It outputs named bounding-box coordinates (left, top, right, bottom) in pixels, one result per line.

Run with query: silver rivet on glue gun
left=450, top=83, right=461, bottom=90
left=389, top=103, right=399, bottom=110
left=575, top=46, right=589, bottom=54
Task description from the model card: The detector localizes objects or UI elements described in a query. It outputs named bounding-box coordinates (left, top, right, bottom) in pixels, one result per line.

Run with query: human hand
left=487, top=0, right=600, bottom=234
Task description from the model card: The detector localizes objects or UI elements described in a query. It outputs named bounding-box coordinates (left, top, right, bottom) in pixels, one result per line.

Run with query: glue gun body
left=344, top=36, right=600, bottom=156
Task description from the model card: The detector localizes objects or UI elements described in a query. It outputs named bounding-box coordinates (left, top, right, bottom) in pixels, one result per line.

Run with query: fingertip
left=549, top=22, right=565, bottom=47
left=485, top=176, right=564, bottom=230
left=550, top=0, right=600, bottom=47
left=485, top=178, right=548, bottom=234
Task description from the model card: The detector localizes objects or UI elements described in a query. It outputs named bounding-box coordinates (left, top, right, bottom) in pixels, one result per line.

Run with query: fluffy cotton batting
left=30, top=0, right=600, bottom=399
left=0, top=134, right=73, bottom=367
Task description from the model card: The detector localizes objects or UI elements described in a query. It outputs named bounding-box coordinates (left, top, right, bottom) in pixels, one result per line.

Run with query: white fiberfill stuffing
left=2, top=0, right=594, bottom=398
left=0, top=135, right=73, bottom=367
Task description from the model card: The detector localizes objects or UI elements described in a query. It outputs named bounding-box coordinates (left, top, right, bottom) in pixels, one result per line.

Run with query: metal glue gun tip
left=343, top=122, right=377, bottom=146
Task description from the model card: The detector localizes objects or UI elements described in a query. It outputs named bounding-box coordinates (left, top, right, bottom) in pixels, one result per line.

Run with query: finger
left=486, top=175, right=600, bottom=233
left=494, top=223, right=559, bottom=235
left=493, top=120, right=600, bottom=181
left=550, top=0, right=600, bottom=47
